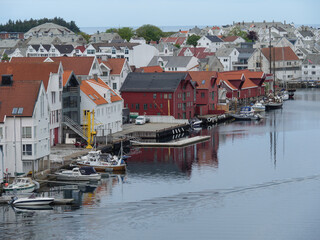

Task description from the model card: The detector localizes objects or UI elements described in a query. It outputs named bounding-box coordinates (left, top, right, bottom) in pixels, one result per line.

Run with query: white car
left=135, top=116, right=146, bottom=125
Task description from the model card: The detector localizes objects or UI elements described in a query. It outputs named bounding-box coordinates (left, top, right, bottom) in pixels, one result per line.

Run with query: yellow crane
left=83, top=110, right=97, bottom=149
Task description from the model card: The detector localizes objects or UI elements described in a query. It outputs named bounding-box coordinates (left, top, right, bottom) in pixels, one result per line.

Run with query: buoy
left=5, top=183, right=8, bottom=187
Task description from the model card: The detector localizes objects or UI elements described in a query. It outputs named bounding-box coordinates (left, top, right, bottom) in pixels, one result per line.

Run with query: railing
left=62, top=115, right=88, bottom=140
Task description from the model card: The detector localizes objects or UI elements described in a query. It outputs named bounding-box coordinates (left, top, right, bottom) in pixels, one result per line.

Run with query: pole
left=0, top=146, right=3, bottom=183
left=14, top=115, right=16, bottom=176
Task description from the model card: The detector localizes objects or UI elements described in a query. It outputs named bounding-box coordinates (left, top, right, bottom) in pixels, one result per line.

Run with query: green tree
left=247, top=31, right=258, bottom=42
left=106, top=28, right=118, bottom=33
left=1, top=53, right=10, bottom=61
left=118, top=27, right=134, bottom=42
left=186, top=35, right=201, bottom=47
left=136, top=24, right=163, bottom=42
left=228, top=26, right=250, bottom=42
left=79, top=32, right=90, bottom=43
left=174, top=43, right=181, bottom=49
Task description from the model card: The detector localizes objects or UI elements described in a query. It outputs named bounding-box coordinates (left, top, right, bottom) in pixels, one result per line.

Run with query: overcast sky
left=1, top=0, right=319, bottom=29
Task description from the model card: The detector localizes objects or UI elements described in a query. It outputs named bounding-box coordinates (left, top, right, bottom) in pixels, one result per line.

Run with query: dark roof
left=92, top=42, right=139, bottom=51
left=54, top=44, right=74, bottom=54
left=31, top=44, right=51, bottom=51
left=205, top=35, right=223, bottom=43
left=120, top=72, right=189, bottom=92
left=299, top=30, right=314, bottom=38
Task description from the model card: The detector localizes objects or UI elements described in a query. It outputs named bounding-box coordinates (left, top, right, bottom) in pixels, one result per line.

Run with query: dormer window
left=112, top=48, right=116, bottom=54
left=125, top=48, right=129, bottom=54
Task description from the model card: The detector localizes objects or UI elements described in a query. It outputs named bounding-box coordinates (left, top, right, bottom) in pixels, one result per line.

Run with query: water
left=2, top=89, right=320, bottom=240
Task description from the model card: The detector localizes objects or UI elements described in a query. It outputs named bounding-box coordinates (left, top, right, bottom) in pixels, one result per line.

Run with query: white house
left=80, top=78, right=123, bottom=139
left=99, top=58, right=132, bottom=93
left=147, top=56, right=199, bottom=71
left=301, top=54, right=320, bottom=82
left=197, top=35, right=224, bottom=52
left=131, top=44, right=159, bottom=68
left=0, top=78, right=50, bottom=178
left=215, top=48, right=239, bottom=71
left=248, top=46, right=301, bottom=83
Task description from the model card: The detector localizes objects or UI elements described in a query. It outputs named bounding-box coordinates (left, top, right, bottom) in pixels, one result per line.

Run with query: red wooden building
left=120, top=72, right=197, bottom=119
left=187, top=71, right=219, bottom=115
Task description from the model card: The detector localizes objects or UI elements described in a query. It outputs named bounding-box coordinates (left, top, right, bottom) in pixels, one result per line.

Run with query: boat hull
left=3, top=185, right=36, bottom=193
left=265, top=103, right=283, bottom=110
left=13, top=197, right=54, bottom=206
left=55, top=174, right=101, bottom=181
left=77, top=163, right=126, bottom=172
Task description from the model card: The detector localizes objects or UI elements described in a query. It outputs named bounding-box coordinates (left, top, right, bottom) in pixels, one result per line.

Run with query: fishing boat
left=265, top=97, right=283, bottom=110
left=77, top=156, right=126, bottom=172
left=10, top=194, right=54, bottom=206
left=3, top=177, right=37, bottom=193
left=54, top=166, right=101, bottom=181
left=251, top=102, right=266, bottom=112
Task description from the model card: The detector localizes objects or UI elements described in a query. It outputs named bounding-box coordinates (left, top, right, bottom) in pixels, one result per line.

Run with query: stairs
left=62, top=115, right=88, bottom=140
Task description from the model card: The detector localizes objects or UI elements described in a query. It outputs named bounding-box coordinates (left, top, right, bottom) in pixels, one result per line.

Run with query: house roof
left=91, top=42, right=139, bottom=51
left=217, top=71, right=245, bottom=90
left=178, top=47, right=215, bottom=59
left=148, top=56, right=195, bottom=68
left=0, top=62, right=60, bottom=90
left=299, top=30, right=314, bottom=38
left=75, top=45, right=86, bottom=53
left=302, top=54, right=320, bottom=65
left=0, top=80, right=42, bottom=123
left=104, top=58, right=125, bottom=75
left=54, top=44, right=74, bottom=54
left=215, top=48, right=236, bottom=57
left=120, top=72, right=191, bottom=92
left=135, top=66, right=164, bottom=73
left=62, top=70, right=73, bottom=86
left=80, top=78, right=122, bottom=105
left=222, top=36, right=239, bottom=42
left=261, top=46, right=299, bottom=61
left=205, top=35, right=224, bottom=43
left=187, top=71, right=217, bottom=89
left=11, top=56, right=96, bottom=76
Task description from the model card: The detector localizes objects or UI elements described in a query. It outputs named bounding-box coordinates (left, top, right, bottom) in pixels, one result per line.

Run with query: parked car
left=135, top=116, right=146, bottom=125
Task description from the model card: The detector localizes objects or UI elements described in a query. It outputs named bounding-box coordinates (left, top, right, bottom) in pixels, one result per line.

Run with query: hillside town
left=0, top=20, right=320, bottom=180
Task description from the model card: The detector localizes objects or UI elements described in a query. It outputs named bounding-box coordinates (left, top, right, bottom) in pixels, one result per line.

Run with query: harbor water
left=1, top=89, right=320, bottom=240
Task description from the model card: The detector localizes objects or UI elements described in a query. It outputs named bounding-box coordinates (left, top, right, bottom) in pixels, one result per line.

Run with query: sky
left=1, top=0, right=319, bottom=31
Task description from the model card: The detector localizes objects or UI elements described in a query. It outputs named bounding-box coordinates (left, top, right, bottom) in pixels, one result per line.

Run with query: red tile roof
left=187, top=71, right=218, bottom=89
left=261, top=47, right=299, bottom=61
left=75, top=46, right=86, bottom=53
left=11, top=56, right=96, bottom=76
left=80, top=78, right=122, bottom=105
left=63, top=70, right=73, bottom=87
left=217, top=71, right=245, bottom=90
left=178, top=47, right=215, bottom=59
left=0, top=80, right=42, bottom=122
left=0, top=62, right=60, bottom=90
left=102, top=58, right=125, bottom=75
left=135, top=66, right=164, bottom=73
left=222, top=36, right=239, bottom=42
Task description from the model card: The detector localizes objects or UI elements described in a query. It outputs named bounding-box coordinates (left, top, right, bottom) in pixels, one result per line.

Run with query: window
left=153, top=94, right=157, bottom=99
left=59, top=92, right=62, bottom=102
left=201, top=92, right=205, bottom=98
left=143, top=104, right=148, bottom=110
left=164, top=94, right=167, bottom=99
left=112, top=48, right=116, bottom=54
left=312, top=71, right=316, bottom=75
left=0, top=127, right=2, bottom=139
left=256, top=62, right=261, bottom=68
left=87, top=49, right=95, bottom=54
left=150, top=104, right=152, bottom=109
left=160, top=104, right=163, bottom=108
left=312, top=66, right=316, bottom=68
left=22, top=127, right=32, bottom=138
left=169, top=94, right=172, bottom=99
left=187, top=92, right=190, bottom=97
left=304, top=71, right=308, bottom=75
left=211, top=92, right=214, bottom=100
left=125, top=49, right=129, bottom=54
left=23, top=144, right=32, bottom=156
left=183, top=92, right=186, bottom=101
left=287, top=61, right=291, bottom=66
left=103, top=71, right=109, bottom=76
left=136, top=104, right=140, bottom=110
left=223, top=59, right=228, bottom=62
left=52, top=91, right=56, bottom=104
left=113, top=83, right=117, bottom=90
left=304, top=65, right=308, bottom=68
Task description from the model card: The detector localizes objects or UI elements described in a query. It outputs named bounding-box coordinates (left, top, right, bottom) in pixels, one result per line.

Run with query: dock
left=131, top=135, right=210, bottom=148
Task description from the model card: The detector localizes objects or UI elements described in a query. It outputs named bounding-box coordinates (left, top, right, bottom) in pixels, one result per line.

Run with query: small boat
left=77, top=156, right=126, bottom=172
left=3, top=177, right=37, bottom=193
left=10, top=194, right=54, bottom=206
left=231, top=106, right=262, bottom=121
left=54, top=166, right=101, bottom=181
left=189, top=118, right=202, bottom=128
left=252, top=102, right=266, bottom=112
left=80, top=150, right=101, bottom=162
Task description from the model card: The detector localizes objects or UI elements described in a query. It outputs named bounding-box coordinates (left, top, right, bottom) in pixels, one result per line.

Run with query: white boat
left=10, top=195, right=54, bottom=206
left=251, top=102, right=265, bottom=112
left=3, top=177, right=37, bottom=193
left=80, top=150, right=101, bottom=162
left=77, top=155, right=126, bottom=172
left=55, top=167, right=101, bottom=181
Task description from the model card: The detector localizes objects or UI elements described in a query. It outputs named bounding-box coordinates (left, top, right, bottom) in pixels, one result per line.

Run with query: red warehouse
left=120, top=72, right=197, bottom=119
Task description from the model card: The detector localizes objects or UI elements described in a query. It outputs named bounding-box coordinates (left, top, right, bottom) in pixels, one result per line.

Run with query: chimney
left=93, top=74, right=98, bottom=82
left=284, top=20, right=286, bottom=25
left=97, top=31, right=100, bottom=34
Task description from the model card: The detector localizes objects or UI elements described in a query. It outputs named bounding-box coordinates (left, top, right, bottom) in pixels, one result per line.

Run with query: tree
left=1, top=53, right=10, bottom=61
left=79, top=32, right=90, bottom=43
left=186, top=35, right=201, bottom=47
left=247, top=31, right=258, bottom=42
left=136, top=24, right=163, bottom=42
left=174, top=43, right=181, bottom=49
left=118, top=27, right=134, bottom=42
left=106, top=28, right=118, bottom=33
left=228, top=26, right=250, bottom=42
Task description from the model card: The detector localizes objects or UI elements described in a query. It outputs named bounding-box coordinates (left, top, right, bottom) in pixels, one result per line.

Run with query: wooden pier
left=131, top=135, right=210, bottom=148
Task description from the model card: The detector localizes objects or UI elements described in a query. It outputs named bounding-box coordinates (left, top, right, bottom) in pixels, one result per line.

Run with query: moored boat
left=231, top=106, right=262, bottom=121
left=10, top=195, right=54, bottom=206
left=54, top=166, right=101, bottom=181
left=251, top=102, right=266, bottom=112
left=3, top=177, right=37, bottom=193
